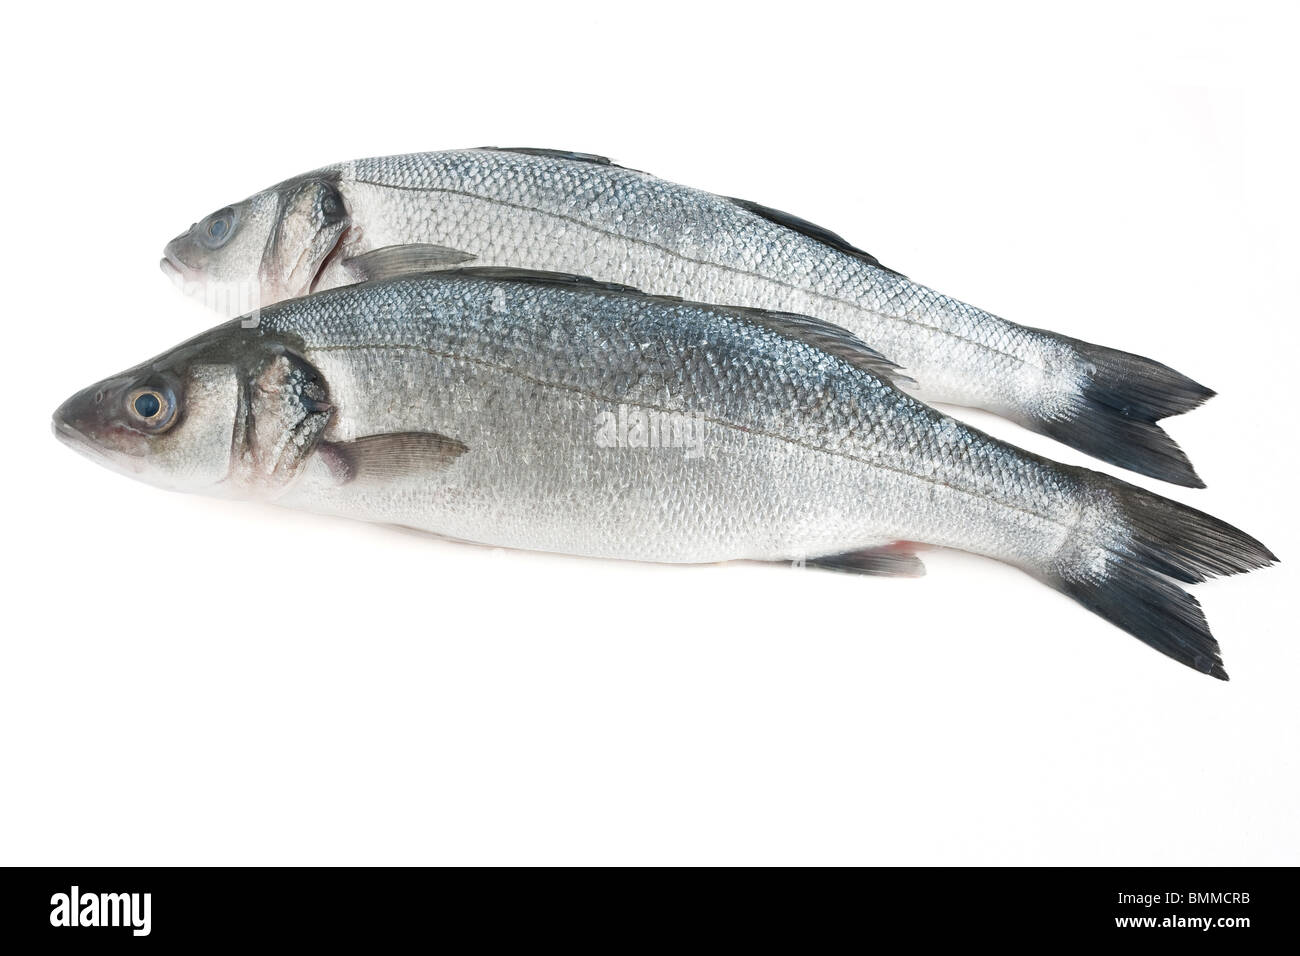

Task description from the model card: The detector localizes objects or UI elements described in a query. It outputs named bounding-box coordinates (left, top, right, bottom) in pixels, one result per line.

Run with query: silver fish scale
left=260, top=274, right=1095, bottom=570
left=316, top=150, right=1081, bottom=420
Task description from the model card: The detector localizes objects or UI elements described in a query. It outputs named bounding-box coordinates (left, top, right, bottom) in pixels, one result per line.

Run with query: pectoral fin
left=319, top=431, right=468, bottom=485
left=344, top=244, right=476, bottom=283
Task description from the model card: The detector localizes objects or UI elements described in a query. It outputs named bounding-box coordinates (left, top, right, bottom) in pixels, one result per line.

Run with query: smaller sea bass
left=161, top=147, right=1214, bottom=486
left=55, top=270, right=1272, bottom=678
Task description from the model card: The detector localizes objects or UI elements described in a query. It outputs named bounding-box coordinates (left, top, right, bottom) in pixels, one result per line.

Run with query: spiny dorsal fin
left=478, top=147, right=624, bottom=168
left=476, top=151, right=897, bottom=275
left=438, top=267, right=911, bottom=388
left=728, top=197, right=905, bottom=278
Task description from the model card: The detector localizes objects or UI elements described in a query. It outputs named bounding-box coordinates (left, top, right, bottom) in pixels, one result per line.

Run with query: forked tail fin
left=1034, top=338, right=1214, bottom=488
left=1044, top=477, right=1275, bottom=679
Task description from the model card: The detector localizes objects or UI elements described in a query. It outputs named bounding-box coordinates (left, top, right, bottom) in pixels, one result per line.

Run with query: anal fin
left=804, top=543, right=926, bottom=577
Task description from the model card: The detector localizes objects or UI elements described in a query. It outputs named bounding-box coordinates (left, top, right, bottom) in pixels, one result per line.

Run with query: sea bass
left=162, top=147, right=1214, bottom=486
left=56, top=269, right=1270, bottom=678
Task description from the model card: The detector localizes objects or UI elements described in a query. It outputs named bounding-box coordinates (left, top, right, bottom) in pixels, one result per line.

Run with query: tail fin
left=1046, top=478, right=1276, bottom=679
left=1036, top=338, right=1214, bottom=488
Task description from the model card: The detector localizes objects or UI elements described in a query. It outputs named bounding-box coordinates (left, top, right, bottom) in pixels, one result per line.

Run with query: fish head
left=162, top=172, right=352, bottom=313
left=54, top=327, right=332, bottom=498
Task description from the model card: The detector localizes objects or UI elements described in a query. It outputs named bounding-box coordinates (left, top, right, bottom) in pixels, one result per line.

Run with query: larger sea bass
left=55, top=270, right=1271, bottom=678
left=162, top=148, right=1214, bottom=486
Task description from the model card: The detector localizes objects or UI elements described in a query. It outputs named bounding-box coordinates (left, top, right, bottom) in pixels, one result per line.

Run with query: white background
left=2, top=1, right=1296, bottom=865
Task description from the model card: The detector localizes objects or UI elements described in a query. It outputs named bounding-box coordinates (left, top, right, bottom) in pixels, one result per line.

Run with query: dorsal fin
left=478, top=147, right=624, bottom=168
left=725, top=307, right=912, bottom=387
left=438, top=267, right=909, bottom=388
left=438, top=266, right=648, bottom=296
left=475, top=151, right=898, bottom=275
left=728, top=197, right=905, bottom=278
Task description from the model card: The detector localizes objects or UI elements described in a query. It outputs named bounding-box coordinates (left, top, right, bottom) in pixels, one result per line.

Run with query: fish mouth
left=52, top=415, right=149, bottom=477
left=52, top=417, right=82, bottom=446
left=52, top=417, right=113, bottom=465
left=160, top=247, right=190, bottom=287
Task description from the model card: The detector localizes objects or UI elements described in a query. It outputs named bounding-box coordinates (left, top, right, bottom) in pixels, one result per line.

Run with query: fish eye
left=198, top=207, right=237, bottom=249
left=134, top=392, right=160, bottom=417
left=126, top=386, right=177, bottom=432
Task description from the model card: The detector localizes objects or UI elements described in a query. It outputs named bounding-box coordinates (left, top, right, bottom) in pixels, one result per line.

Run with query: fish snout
left=161, top=229, right=195, bottom=278
left=52, top=383, right=149, bottom=463
left=53, top=384, right=102, bottom=438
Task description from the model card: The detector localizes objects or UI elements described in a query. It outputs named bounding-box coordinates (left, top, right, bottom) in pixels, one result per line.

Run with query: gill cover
left=260, top=176, right=351, bottom=299
left=230, top=344, right=334, bottom=492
